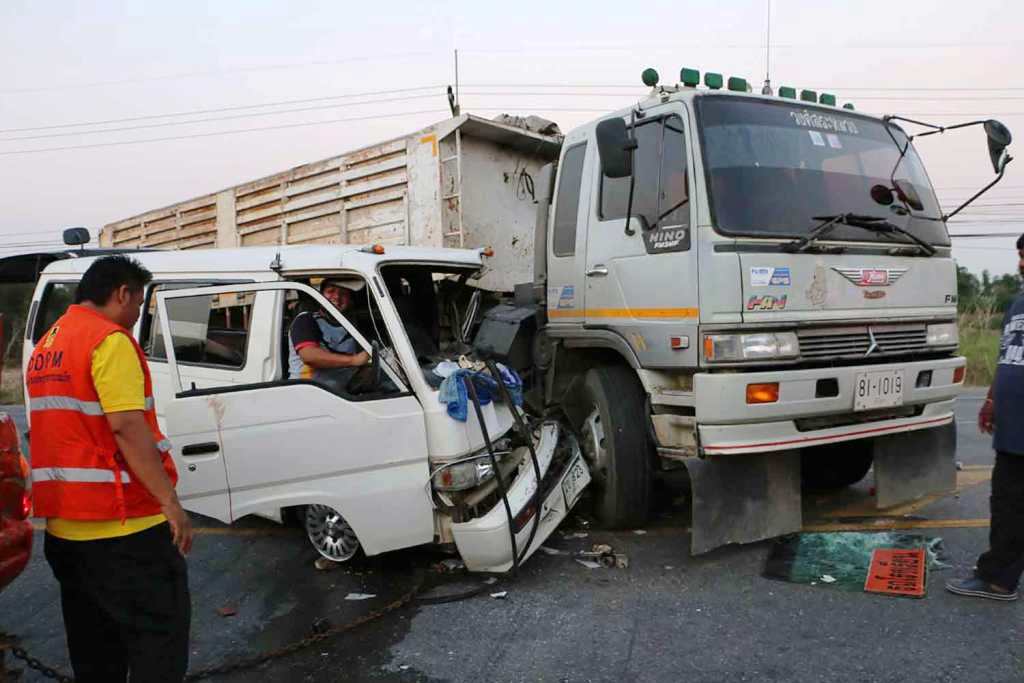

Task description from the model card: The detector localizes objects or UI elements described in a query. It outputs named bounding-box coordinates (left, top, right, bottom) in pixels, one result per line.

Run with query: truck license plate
left=854, top=369, right=904, bottom=411
left=561, top=455, right=591, bottom=509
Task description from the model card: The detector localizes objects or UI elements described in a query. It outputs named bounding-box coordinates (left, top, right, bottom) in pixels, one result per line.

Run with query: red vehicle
left=0, top=412, right=31, bottom=592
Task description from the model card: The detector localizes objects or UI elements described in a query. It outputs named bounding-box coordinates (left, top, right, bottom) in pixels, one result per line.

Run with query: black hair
left=74, top=255, right=153, bottom=305
left=1017, top=233, right=1024, bottom=251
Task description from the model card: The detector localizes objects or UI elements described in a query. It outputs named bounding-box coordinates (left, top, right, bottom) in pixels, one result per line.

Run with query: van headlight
left=432, top=458, right=496, bottom=491
left=703, top=332, right=799, bottom=363
left=926, top=322, right=958, bottom=346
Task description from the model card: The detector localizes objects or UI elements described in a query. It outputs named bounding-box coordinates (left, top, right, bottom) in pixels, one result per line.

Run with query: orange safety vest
left=26, top=304, right=177, bottom=521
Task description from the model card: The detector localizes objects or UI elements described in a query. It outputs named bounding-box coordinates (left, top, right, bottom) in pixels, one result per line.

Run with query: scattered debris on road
left=216, top=605, right=238, bottom=617
left=490, top=591, right=508, bottom=599
left=344, top=593, right=377, bottom=601
left=763, top=532, right=948, bottom=597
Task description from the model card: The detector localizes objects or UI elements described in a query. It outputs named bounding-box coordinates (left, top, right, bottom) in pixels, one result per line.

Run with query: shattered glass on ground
left=763, top=532, right=950, bottom=592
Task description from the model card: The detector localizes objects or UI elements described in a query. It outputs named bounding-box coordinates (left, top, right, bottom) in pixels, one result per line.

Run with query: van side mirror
left=595, top=118, right=635, bottom=179
left=62, top=227, right=90, bottom=247
left=984, top=119, right=1012, bottom=174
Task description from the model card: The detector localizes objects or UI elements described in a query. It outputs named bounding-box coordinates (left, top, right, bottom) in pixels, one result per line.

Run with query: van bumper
left=451, top=422, right=589, bottom=573
left=694, top=356, right=964, bottom=455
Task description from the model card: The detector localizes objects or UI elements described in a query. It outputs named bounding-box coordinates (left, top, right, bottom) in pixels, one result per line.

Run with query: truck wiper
left=782, top=213, right=936, bottom=256
left=782, top=213, right=884, bottom=253
left=857, top=218, right=937, bottom=256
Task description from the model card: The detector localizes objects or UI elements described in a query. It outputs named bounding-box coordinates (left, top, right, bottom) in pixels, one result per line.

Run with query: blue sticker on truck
left=750, top=266, right=791, bottom=287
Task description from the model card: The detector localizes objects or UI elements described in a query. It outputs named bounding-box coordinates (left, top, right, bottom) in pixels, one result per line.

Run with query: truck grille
left=797, top=324, right=931, bottom=360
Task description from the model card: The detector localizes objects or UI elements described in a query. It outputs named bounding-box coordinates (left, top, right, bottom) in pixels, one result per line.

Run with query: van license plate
left=561, top=455, right=591, bottom=509
left=854, top=369, right=904, bottom=411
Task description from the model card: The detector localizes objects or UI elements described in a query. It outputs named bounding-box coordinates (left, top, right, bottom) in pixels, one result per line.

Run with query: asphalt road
left=2, top=393, right=1021, bottom=683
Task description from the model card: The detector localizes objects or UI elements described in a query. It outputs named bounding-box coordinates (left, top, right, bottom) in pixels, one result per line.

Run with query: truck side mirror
left=595, top=118, right=634, bottom=179
left=984, top=119, right=1012, bottom=174
left=62, top=227, right=90, bottom=247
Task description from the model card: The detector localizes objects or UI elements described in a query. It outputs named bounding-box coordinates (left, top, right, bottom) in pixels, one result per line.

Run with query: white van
left=10, top=244, right=590, bottom=572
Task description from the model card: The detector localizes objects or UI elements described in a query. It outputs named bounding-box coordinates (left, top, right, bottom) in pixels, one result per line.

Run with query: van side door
left=156, top=281, right=433, bottom=555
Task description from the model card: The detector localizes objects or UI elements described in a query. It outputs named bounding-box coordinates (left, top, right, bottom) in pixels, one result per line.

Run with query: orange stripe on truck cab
left=547, top=307, right=699, bottom=319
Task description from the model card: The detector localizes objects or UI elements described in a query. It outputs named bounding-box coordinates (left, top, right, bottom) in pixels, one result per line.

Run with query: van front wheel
left=575, top=366, right=652, bottom=529
left=304, top=504, right=361, bottom=562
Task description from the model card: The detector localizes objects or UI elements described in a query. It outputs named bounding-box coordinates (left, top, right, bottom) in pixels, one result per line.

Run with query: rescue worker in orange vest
left=27, top=255, right=193, bottom=683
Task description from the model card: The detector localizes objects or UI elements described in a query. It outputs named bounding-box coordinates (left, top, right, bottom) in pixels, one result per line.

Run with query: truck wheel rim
left=305, top=504, right=360, bottom=562
left=582, top=408, right=609, bottom=486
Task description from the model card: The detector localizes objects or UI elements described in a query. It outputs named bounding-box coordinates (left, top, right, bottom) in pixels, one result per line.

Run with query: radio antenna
left=761, top=0, right=773, bottom=95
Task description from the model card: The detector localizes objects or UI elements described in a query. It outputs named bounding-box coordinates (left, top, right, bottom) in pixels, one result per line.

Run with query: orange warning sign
left=864, top=548, right=927, bottom=598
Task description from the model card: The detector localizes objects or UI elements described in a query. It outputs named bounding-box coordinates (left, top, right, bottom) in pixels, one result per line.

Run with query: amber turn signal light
left=746, top=382, right=780, bottom=404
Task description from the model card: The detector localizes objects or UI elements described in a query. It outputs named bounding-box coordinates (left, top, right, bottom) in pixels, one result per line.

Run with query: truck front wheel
left=574, top=366, right=652, bottom=528
left=801, top=441, right=874, bottom=491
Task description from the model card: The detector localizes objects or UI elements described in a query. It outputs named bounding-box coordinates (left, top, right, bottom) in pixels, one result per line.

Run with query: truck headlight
left=703, top=332, right=799, bottom=363
left=926, top=322, right=958, bottom=346
left=432, top=458, right=495, bottom=492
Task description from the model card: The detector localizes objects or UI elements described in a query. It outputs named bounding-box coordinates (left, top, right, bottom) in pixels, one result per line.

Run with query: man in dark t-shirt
left=947, top=234, right=1024, bottom=601
left=288, top=279, right=369, bottom=391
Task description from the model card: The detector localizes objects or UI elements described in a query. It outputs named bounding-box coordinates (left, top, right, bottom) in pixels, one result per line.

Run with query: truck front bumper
left=694, top=356, right=964, bottom=455
left=451, top=422, right=589, bottom=573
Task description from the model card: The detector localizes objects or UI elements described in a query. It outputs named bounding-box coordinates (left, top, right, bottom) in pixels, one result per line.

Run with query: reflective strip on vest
left=33, top=467, right=131, bottom=484
left=30, top=395, right=105, bottom=416
left=145, top=396, right=155, bottom=411
left=156, top=438, right=173, bottom=453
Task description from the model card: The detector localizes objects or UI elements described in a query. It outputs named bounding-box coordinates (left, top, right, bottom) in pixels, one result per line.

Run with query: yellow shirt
left=46, top=332, right=167, bottom=541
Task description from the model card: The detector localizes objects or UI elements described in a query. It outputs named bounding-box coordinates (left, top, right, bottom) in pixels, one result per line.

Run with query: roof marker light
left=680, top=68, right=700, bottom=87
left=778, top=86, right=796, bottom=99
left=819, top=93, right=837, bottom=106
left=481, top=246, right=495, bottom=258
left=360, top=243, right=386, bottom=255
left=704, top=72, right=723, bottom=89
left=642, top=68, right=660, bottom=87
left=800, top=89, right=817, bottom=102
left=727, top=76, right=748, bottom=92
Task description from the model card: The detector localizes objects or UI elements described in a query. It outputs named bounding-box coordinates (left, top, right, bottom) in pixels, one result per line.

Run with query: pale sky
left=2, top=0, right=1022, bottom=275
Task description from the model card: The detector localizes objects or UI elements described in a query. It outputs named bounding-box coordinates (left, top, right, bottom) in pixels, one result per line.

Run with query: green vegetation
left=957, top=265, right=1021, bottom=388
left=0, top=283, right=34, bottom=405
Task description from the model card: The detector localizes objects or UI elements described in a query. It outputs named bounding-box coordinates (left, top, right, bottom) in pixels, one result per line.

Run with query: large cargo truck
left=88, top=70, right=1013, bottom=552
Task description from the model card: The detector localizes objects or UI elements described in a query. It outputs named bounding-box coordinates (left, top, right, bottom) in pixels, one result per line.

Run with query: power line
left=0, top=108, right=450, bottom=156
left=0, top=85, right=445, bottom=134
left=0, top=92, right=444, bottom=142
left=0, top=52, right=441, bottom=95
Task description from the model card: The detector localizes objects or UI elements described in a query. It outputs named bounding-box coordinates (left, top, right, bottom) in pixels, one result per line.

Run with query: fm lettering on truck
left=746, top=295, right=788, bottom=311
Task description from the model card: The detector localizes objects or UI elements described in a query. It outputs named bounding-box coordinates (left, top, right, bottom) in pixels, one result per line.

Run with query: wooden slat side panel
left=346, top=222, right=405, bottom=245
left=345, top=139, right=405, bottom=166
left=285, top=164, right=340, bottom=189
left=287, top=214, right=342, bottom=244
left=240, top=227, right=283, bottom=246
left=346, top=198, right=404, bottom=233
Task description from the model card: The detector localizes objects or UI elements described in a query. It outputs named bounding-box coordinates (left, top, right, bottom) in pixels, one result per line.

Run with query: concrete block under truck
left=92, top=69, right=1013, bottom=555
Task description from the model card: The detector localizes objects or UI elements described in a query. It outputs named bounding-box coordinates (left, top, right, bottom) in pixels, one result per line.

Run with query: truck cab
left=533, top=78, right=990, bottom=551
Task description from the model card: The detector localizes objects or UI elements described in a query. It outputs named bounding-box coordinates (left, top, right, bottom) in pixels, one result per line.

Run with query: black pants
left=977, top=451, right=1024, bottom=591
left=44, top=522, right=191, bottom=683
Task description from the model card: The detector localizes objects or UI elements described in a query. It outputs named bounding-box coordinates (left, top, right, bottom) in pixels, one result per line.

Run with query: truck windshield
left=695, top=95, right=949, bottom=246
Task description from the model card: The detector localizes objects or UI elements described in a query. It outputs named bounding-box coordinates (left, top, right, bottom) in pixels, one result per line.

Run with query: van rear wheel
left=304, top=504, right=361, bottom=562
left=574, top=366, right=652, bottom=529
left=801, top=442, right=874, bottom=491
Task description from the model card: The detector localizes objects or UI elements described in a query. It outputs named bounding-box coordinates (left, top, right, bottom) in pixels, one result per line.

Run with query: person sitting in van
left=288, top=278, right=370, bottom=392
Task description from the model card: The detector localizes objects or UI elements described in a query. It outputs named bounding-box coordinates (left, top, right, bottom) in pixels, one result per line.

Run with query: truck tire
left=574, top=365, right=653, bottom=528
left=801, top=441, right=874, bottom=491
